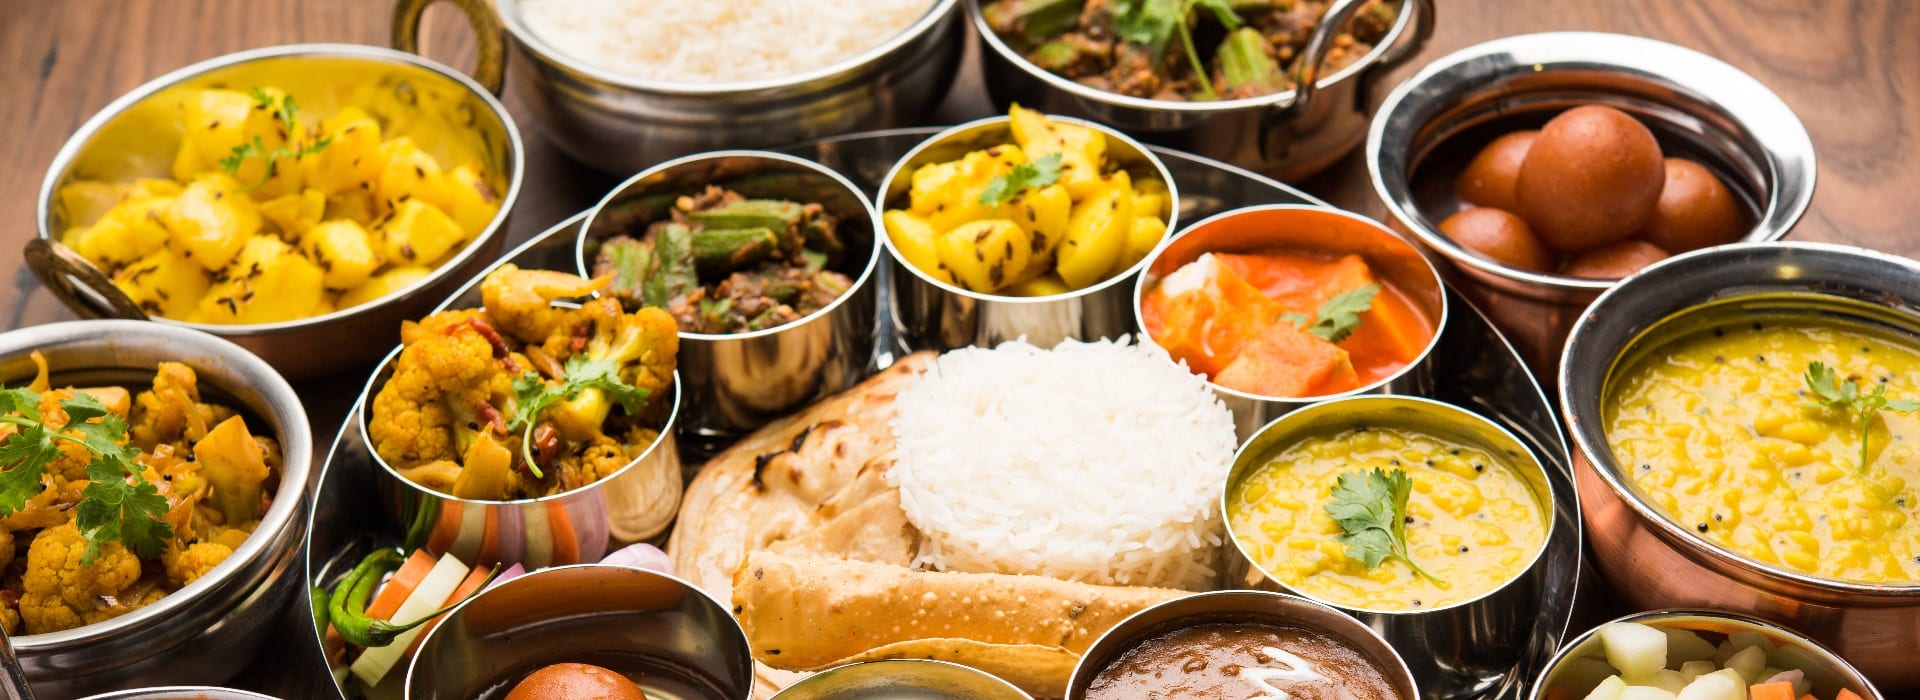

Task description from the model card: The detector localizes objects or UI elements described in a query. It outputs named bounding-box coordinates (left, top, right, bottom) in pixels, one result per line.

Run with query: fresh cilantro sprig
left=1803, top=361, right=1919, bottom=473
left=0, top=388, right=172, bottom=563
left=1111, top=0, right=1242, bottom=101
left=508, top=355, right=652, bottom=479
left=1325, top=467, right=1444, bottom=584
left=1283, top=283, right=1379, bottom=343
left=218, top=87, right=332, bottom=193
left=978, top=154, right=1064, bottom=206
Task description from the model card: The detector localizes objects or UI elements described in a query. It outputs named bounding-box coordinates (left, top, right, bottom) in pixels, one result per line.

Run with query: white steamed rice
left=887, top=337, right=1239, bottom=590
left=518, top=0, right=935, bottom=84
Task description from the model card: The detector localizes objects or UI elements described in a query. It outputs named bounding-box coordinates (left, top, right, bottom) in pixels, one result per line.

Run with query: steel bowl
left=80, top=688, right=280, bottom=700
left=769, top=660, right=1033, bottom=700
left=1222, top=396, right=1557, bottom=700
left=877, top=115, right=1178, bottom=352
left=1133, top=205, right=1446, bottom=439
left=1368, top=31, right=1815, bottom=377
left=1528, top=610, right=1882, bottom=700
left=973, top=0, right=1434, bottom=180
left=1559, top=242, right=1920, bottom=691
left=0, top=321, right=312, bottom=697
left=357, top=351, right=683, bottom=567
left=405, top=564, right=755, bottom=699
left=393, top=0, right=965, bottom=175
left=27, top=43, right=524, bottom=381
left=575, top=151, right=881, bottom=447
left=1065, top=590, right=1419, bottom=700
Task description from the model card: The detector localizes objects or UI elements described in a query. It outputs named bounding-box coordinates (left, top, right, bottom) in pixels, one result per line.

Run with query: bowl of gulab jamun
left=1365, top=31, right=1815, bottom=373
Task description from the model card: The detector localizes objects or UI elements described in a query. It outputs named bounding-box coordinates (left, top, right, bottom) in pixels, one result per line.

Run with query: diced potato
left=441, top=165, right=502, bottom=235
left=259, top=188, right=326, bottom=240
left=1673, top=671, right=1744, bottom=700
left=339, top=266, right=432, bottom=309
left=378, top=199, right=467, bottom=266
left=1706, top=669, right=1747, bottom=698
left=302, top=220, right=382, bottom=289
left=175, top=89, right=255, bottom=180
left=1557, top=656, right=1624, bottom=699
left=936, top=219, right=1033, bottom=292
left=993, top=182, right=1070, bottom=256
left=128, top=178, right=183, bottom=200
left=883, top=210, right=942, bottom=278
left=1004, top=273, right=1071, bottom=297
left=1664, top=628, right=1718, bottom=664
left=1618, top=688, right=1676, bottom=700
left=1678, top=660, right=1716, bottom=681
left=112, top=247, right=209, bottom=319
left=325, top=188, right=380, bottom=226
left=56, top=181, right=127, bottom=228
left=373, top=137, right=449, bottom=213
left=1726, top=632, right=1775, bottom=656
left=1583, top=676, right=1627, bottom=700
left=196, top=237, right=326, bottom=324
left=1113, top=214, right=1167, bottom=277
left=300, top=107, right=384, bottom=195
left=162, top=174, right=261, bottom=271
left=67, top=196, right=173, bottom=269
left=919, top=146, right=1026, bottom=234
left=1054, top=170, right=1133, bottom=289
left=1724, top=645, right=1766, bottom=683
left=1627, top=670, right=1687, bottom=693
left=1132, top=178, right=1170, bottom=219
left=1599, top=622, right=1668, bottom=681
left=1009, top=104, right=1105, bottom=199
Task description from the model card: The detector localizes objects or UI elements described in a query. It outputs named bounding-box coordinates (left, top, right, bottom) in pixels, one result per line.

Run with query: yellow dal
left=1228, top=427, right=1549, bottom=610
left=1605, top=322, right=1920, bottom=583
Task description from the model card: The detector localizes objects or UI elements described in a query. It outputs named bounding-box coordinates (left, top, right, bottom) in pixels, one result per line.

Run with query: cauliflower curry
left=0, top=354, right=277, bottom=635
left=369, top=265, right=678, bottom=501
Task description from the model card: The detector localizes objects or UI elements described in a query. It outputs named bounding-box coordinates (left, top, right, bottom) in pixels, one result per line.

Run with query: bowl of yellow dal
left=1560, top=241, right=1920, bottom=692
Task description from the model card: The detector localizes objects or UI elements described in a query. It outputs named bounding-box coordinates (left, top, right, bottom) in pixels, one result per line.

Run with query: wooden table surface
left=0, top=0, right=1914, bottom=694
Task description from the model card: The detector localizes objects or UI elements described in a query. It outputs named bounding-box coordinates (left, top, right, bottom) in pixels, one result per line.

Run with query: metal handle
left=391, top=0, right=508, bottom=96
left=22, top=238, right=150, bottom=321
left=1374, top=0, right=1437, bottom=74
left=1260, top=0, right=1436, bottom=161
left=1274, top=0, right=1372, bottom=118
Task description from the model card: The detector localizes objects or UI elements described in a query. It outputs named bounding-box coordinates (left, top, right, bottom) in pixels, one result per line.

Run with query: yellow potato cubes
left=196, top=237, right=327, bottom=324
left=378, top=199, right=466, bottom=267
left=302, top=220, right=382, bottom=290
left=162, top=174, right=261, bottom=272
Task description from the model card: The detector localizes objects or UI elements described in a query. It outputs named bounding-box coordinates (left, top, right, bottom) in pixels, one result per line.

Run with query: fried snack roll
left=733, top=551, right=1188, bottom=674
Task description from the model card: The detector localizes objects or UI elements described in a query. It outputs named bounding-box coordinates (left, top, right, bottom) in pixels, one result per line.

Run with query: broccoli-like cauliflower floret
left=0, top=603, right=18, bottom=636
left=555, top=435, right=629, bottom=493
left=130, top=362, right=217, bottom=449
left=163, top=541, right=234, bottom=586
left=371, top=309, right=501, bottom=469
left=481, top=265, right=605, bottom=345
left=20, top=522, right=146, bottom=634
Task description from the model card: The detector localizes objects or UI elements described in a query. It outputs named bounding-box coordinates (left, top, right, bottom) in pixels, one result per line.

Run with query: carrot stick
left=1749, top=682, right=1794, bottom=700
left=363, top=549, right=437, bottom=622
left=548, top=500, right=580, bottom=565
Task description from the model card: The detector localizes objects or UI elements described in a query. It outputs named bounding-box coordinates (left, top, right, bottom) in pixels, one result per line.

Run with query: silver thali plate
left=293, top=128, right=1582, bottom=700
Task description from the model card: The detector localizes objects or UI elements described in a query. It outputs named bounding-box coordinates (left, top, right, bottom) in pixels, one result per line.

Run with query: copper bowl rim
left=34, top=42, right=526, bottom=335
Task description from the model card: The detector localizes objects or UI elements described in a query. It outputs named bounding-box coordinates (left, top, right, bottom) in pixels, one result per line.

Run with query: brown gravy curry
left=1086, top=621, right=1397, bottom=700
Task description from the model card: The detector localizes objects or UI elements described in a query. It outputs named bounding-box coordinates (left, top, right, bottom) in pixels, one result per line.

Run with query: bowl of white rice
left=392, top=0, right=966, bottom=174
left=888, top=337, right=1240, bottom=591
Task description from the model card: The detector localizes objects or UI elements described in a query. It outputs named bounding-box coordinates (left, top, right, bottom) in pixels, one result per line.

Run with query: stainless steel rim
left=35, top=42, right=526, bottom=335
left=874, top=114, right=1181, bottom=304
left=966, top=0, right=1422, bottom=113
left=1366, top=31, right=1815, bottom=293
left=1558, top=240, right=1920, bottom=598
left=573, top=150, right=883, bottom=342
left=1130, top=203, right=1448, bottom=403
left=492, top=0, right=961, bottom=95
left=0, top=320, right=312, bottom=651
left=1221, top=394, right=1555, bottom=615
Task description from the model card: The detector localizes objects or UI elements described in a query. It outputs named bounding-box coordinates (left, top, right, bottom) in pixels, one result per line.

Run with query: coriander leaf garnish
left=978, top=154, right=1064, bottom=206
left=509, top=355, right=651, bottom=479
left=219, top=87, right=333, bottom=193
left=1803, top=361, right=1919, bottom=473
left=0, top=385, right=172, bottom=563
left=1110, top=0, right=1243, bottom=101
left=1325, top=467, right=1445, bottom=584
left=1287, top=284, right=1380, bottom=343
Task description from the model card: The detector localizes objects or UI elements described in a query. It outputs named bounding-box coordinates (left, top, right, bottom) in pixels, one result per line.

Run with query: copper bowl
left=28, top=44, right=523, bottom=381
left=1368, top=31, right=1814, bottom=377
left=1528, top=610, right=1882, bottom=700
left=1559, top=242, right=1920, bottom=691
left=1132, top=205, right=1446, bottom=439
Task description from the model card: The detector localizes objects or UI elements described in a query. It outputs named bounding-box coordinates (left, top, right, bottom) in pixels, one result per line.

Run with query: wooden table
left=0, top=0, right=1914, bottom=695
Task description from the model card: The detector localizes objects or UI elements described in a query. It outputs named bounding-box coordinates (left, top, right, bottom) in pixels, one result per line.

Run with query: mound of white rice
left=519, top=0, right=935, bottom=84
left=888, top=338, right=1239, bottom=590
